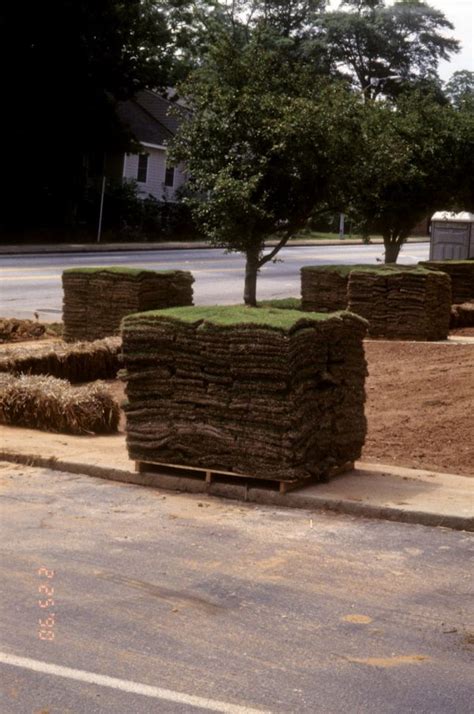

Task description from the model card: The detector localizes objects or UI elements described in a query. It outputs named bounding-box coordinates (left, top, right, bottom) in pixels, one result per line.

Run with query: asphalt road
left=0, top=243, right=430, bottom=321
left=1, top=462, right=473, bottom=713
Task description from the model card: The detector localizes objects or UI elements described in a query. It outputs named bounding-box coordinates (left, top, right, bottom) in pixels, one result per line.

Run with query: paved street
left=0, top=243, right=429, bottom=321
left=1, top=462, right=473, bottom=713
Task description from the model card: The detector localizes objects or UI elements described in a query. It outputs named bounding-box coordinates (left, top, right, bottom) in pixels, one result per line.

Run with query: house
left=113, top=90, right=187, bottom=202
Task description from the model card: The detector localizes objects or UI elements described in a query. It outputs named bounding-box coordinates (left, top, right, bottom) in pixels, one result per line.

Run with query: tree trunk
left=244, top=248, right=259, bottom=306
left=384, top=236, right=402, bottom=264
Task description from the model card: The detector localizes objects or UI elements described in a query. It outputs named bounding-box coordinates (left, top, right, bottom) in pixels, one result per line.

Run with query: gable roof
left=117, top=90, right=181, bottom=147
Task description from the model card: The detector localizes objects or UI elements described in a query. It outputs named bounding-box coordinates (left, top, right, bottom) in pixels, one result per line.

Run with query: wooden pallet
left=135, top=460, right=354, bottom=495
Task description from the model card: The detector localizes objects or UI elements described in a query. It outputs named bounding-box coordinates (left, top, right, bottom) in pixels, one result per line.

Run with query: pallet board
left=135, top=460, right=355, bottom=494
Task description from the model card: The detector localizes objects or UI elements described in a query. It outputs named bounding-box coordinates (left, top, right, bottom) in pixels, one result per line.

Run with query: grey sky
left=328, top=0, right=473, bottom=81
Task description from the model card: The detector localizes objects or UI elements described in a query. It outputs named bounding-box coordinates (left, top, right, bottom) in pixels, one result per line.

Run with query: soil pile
left=0, top=374, right=119, bottom=435
left=62, top=267, right=194, bottom=342
left=419, top=261, right=474, bottom=303
left=121, top=306, right=368, bottom=483
left=0, top=336, right=120, bottom=382
left=348, top=267, right=451, bottom=340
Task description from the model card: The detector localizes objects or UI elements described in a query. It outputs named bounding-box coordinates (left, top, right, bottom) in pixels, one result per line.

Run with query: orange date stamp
left=37, top=567, right=55, bottom=641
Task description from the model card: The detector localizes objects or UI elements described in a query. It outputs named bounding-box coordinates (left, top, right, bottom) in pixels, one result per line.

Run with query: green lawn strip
left=63, top=266, right=180, bottom=277
left=301, top=264, right=439, bottom=278
left=123, top=304, right=359, bottom=332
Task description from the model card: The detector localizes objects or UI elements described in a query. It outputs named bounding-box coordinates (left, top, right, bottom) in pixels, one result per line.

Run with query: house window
left=165, top=165, right=175, bottom=187
left=137, top=153, right=148, bottom=183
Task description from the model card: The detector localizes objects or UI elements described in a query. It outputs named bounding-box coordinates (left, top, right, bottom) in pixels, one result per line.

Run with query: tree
left=445, top=70, right=474, bottom=111
left=170, top=31, right=362, bottom=304
left=321, top=0, right=460, bottom=100
left=0, top=0, right=173, bottom=237
left=348, top=92, right=474, bottom=262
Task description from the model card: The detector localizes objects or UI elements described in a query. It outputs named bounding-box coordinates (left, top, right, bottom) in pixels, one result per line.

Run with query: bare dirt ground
left=1, top=335, right=472, bottom=477
left=362, top=341, right=474, bottom=476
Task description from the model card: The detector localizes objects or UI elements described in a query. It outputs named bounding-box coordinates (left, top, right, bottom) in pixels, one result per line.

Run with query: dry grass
left=0, top=337, right=121, bottom=383
left=0, top=374, right=120, bottom=435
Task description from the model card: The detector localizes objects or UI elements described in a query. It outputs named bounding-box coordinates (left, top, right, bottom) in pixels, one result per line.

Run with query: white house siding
left=122, top=147, right=186, bottom=202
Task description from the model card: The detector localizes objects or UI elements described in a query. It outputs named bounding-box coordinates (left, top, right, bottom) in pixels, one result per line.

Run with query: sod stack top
left=418, top=260, right=474, bottom=304
left=62, top=267, right=194, bottom=342
left=121, top=305, right=368, bottom=485
left=301, top=264, right=451, bottom=341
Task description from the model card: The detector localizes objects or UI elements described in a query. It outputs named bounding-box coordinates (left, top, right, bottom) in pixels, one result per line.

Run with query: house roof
left=117, top=90, right=182, bottom=147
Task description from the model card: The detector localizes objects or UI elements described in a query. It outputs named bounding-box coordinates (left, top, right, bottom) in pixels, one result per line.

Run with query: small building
left=430, top=211, right=474, bottom=260
left=113, top=90, right=187, bottom=202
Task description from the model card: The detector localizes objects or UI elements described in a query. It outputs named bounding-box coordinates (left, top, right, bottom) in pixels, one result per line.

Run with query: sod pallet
left=0, top=337, right=120, bottom=382
left=0, top=374, right=119, bottom=435
left=419, top=261, right=474, bottom=304
left=121, top=306, right=368, bottom=485
left=62, top=267, right=194, bottom=342
left=347, top=267, right=451, bottom=340
left=301, top=265, right=356, bottom=312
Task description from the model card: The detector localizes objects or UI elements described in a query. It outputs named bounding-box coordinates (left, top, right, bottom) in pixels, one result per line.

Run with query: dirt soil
left=362, top=341, right=473, bottom=477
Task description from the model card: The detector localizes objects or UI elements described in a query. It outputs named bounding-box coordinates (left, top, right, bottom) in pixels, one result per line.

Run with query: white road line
left=0, top=651, right=271, bottom=714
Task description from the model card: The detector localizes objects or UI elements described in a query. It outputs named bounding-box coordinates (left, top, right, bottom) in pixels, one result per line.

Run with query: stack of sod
left=0, top=336, right=120, bottom=382
left=419, top=261, right=474, bottom=304
left=301, top=265, right=366, bottom=312
left=121, top=306, right=368, bottom=484
left=0, top=374, right=119, bottom=434
left=62, top=267, right=194, bottom=342
left=347, top=266, right=451, bottom=340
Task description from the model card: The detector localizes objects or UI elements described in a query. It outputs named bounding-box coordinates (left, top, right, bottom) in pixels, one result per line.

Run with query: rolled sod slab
left=62, top=267, right=194, bottom=342
left=121, top=305, right=368, bottom=484
left=419, top=261, right=474, bottom=304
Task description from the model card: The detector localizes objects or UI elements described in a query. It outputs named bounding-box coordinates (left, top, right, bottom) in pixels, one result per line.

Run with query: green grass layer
left=301, top=264, right=436, bottom=277
left=420, top=260, right=474, bottom=267
left=123, top=305, right=355, bottom=331
left=63, top=266, right=179, bottom=277
left=258, top=298, right=301, bottom=310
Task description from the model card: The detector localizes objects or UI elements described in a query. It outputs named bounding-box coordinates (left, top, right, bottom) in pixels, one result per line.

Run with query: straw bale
left=0, top=374, right=119, bottom=434
left=419, top=261, right=474, bottom=304
left=0, top=337, right=120, bottom=382
left=121, top=306, right=368, bottom=483
left=62, top=267, right=194, bottom=341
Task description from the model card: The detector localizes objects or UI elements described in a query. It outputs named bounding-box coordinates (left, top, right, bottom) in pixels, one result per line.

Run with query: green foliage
left=345, top=90, right=474, bottom=261
left=321, top=0, right=459, bottom=99
left=445, top=71, right=474, bottom=112
left=170, top=31, right=362, bottom=250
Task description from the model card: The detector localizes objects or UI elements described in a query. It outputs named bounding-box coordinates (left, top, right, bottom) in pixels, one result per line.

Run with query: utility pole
left=97, top=176, right=106, bottom=243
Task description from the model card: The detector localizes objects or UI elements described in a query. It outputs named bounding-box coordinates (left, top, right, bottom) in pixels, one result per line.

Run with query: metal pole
left=97, top=176, right=106, bottom=243
left=339, top=213, right=345, bottom=240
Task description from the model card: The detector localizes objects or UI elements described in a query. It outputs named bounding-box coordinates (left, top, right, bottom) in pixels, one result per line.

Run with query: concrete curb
left=1, top=450, right=472, bottom=532
left=0, top=238, right=429, bottom=256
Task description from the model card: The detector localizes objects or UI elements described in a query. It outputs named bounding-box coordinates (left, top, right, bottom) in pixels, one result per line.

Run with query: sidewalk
left=0, top=425, right=471, bottom=531
left=0, top=237, right=429, bottom=255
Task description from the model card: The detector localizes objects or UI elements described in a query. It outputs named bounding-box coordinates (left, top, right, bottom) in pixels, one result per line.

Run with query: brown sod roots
left=62, top=267, right=194, bottom=341
left=121, top=306, right=368, bottom=484
left=0, top=337, right=121, bottom=382
left=0, top=374, right=120, bottom=435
